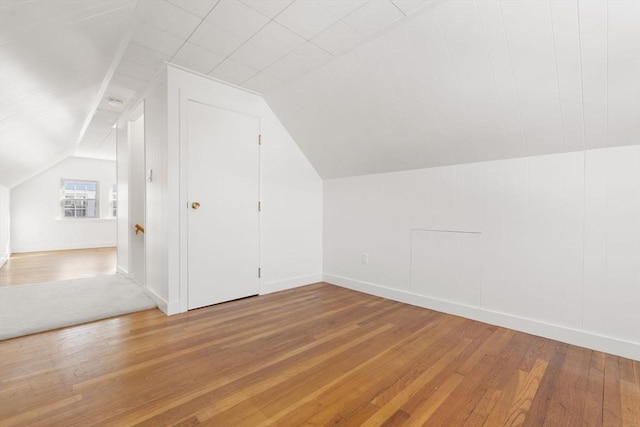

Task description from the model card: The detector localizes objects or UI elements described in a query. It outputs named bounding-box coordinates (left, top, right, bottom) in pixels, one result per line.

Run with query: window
left=61, top=179, right=99, bottom=218
left=110, top=184, right=117, bottom=218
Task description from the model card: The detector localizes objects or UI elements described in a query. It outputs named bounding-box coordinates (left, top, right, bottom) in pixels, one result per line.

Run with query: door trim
left=178, top=91, right=262, bottom=313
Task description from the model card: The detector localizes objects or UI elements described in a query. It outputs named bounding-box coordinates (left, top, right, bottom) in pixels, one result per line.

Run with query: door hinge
left=258, top=134, right=261, bottom=145
left=258, top=201, right=261, bottom=212
left=258, top=268, right=261, bottom=278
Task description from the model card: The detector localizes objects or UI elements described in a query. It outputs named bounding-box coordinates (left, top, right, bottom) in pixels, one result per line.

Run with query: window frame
left=110, top=183, right=118, bottom=218
left=60, top=179, right=100, bottom=219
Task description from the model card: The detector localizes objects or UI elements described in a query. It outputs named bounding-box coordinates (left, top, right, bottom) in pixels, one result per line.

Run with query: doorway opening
left=0, top=247, right=116, bottom=286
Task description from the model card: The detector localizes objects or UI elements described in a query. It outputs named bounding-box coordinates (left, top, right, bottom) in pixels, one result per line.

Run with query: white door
left=187, top=100, right=260, bottom=310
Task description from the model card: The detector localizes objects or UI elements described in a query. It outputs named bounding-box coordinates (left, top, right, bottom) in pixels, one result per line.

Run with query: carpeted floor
left=0, top=274, right=157, bottom=340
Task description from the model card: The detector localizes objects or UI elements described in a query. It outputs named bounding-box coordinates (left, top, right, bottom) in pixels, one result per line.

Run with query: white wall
left=324, top=145, right=640, bottom=360
left=144, top=68, right=169, bottom=307
left=115, top=110, right=146, bottom=283
left=11, top=157, right=117, bottom=253
left=129, top=114, right=146, bottom=286
left=259, top=100, right=323, bottom=294
left=142, top=65, right=322, bottom=314
left=0, top=185, right=10, bottom=267
left=116, top=118, right=130, bottom=275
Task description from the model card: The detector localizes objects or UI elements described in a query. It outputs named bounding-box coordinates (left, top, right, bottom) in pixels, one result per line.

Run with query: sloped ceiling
left=1, top=0, right=429, bottom=188
left=265, top=0, right=640, bottom=178
left=1, top=0, right=638, bottom=187
left=0, top=0, right=137, bottom=188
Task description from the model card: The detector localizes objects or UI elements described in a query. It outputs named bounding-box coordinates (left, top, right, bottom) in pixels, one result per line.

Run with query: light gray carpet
left=0, top=274, right=157, bottom=340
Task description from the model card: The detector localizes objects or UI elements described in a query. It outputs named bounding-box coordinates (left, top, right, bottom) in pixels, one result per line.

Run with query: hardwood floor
left=0, top=247, right=116, bottom=286
left=0, top=283, right=638, bottom=426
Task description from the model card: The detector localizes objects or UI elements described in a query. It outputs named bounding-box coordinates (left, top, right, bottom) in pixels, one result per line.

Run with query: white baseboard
left=116, top=266, right=131, bottom=278
left=153, top=274, right=324, bottom=317
left=165, top=300, right=181, bottom=315
left=12, top=242, right=117, bottom=253
left=142, top=286, right=169, bottom=314
left=0, top=251, right=10, bottom=269
left=261, top=274, right=323, bottom=295
left=324, top=274, right=640, bottom=361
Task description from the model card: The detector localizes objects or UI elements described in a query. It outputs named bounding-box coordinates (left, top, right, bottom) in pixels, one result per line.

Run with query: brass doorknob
left=191, top=202, right=200, bottom=209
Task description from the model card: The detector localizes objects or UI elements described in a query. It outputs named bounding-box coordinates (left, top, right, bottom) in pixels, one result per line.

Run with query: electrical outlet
left=361, top=252, right=369, bottom=264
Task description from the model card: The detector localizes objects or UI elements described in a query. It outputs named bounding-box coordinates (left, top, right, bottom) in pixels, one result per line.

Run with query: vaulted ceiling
left=0, top=0, right=136, bottom=188
left=1, top=0, right=638, bottom=187
left=267, top=0, right=640, bottom=178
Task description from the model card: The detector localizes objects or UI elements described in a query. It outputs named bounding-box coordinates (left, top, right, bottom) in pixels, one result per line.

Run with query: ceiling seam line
left=350, top=39, right=389, bottom=148
left=229, top=25, right=320, bottom=89
left=203, top=24, right=274, bottom=79
left=605, top=1, right=609, bottom=149
left=265, top=0, right=428, bottom=93
left=11, top=3, right=137, bottom=34
left=474, top=0, right=510, bottom=157
left=168, top=0, right=222, bottom=63
left=205, top=0, right=298, bottom=79
left=402, top=26, right=449, bottom=162
left=75, top=2, right=142, bottom=149
left=435, top=6, right=480, bottom=162
left=121, top=41, right=169, bottom=68
left=92, top=128, right=115, bottom=152
left=250, top=8, right=368, bottom=90
left=548, top=0, right=567, bottom=154
left=112, top=68, right=149, bottom=83
left=257, top=0, right=435, bottom=94
left=389, top=1, right=408, bottom=16
left=498, top=0, right=528, bottom=157
left=164, top=0, right=214, bottom=20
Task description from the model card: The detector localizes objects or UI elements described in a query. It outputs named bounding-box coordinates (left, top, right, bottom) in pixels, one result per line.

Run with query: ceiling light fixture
left=107, top=97, right=124, bottom=107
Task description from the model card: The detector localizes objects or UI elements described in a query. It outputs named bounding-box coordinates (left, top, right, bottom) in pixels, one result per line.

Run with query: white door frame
left=128, top=103, right=146, bottom=287
left=178, top=91, right=262, bottom=313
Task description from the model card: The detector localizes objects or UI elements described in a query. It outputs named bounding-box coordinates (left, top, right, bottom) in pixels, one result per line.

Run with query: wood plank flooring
left=0, top=283, right=638, bottom=426
left=0, top=247, right=116, bottom=286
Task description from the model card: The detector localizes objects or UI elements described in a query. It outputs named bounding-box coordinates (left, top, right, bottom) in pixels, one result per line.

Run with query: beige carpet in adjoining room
left=0, top=274, right=156, bottom=340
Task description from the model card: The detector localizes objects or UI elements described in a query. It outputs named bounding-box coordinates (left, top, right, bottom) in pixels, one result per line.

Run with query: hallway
left=0, top=247, right=154, bottom=340
left=0, top=247, right=116, bottom=286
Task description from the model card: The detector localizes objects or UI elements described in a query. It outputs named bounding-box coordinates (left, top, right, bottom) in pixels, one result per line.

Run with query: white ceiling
left=1, top=0, right=430, bottom=188
left=266, top=0, right=640, bottom=178
left=1, top=0, right=638, bottom=186
left=0, top=0, right=136, bottom=188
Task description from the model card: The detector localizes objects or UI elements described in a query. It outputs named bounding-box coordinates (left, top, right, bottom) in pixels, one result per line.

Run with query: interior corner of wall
left=0, top=253, right=8, bottom=269
left=141, top=285, right=176, bottom=316
left=261, top=274, right=324, bottom=295
left=165, top=300, right=182, bottom=316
